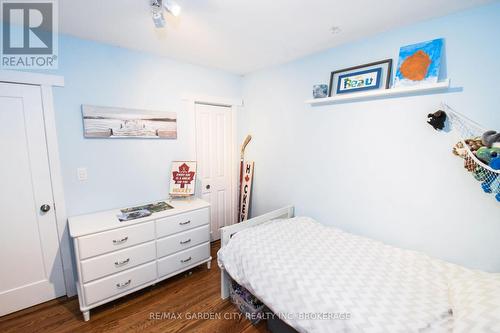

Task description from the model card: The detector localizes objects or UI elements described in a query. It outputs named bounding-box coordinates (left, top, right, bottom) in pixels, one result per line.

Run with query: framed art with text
left=328, top=59, right=392, bottom=96
left=169, top=161, right=197, bottom=197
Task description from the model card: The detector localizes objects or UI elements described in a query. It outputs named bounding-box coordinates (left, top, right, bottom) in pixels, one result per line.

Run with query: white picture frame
left=82, top=105, right=177, bottom=139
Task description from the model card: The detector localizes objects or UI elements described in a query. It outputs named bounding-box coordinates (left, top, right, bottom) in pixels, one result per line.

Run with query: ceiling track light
left=151, top=0, right=181, bottom=28
left=164, top=0, right=182, bottom=17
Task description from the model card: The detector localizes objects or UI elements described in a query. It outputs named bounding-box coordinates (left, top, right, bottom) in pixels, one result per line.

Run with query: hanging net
left=443, top=104, right=500, bottom=202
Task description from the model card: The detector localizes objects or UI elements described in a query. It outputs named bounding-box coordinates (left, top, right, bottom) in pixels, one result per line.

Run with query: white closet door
left=0, top=83, right=65, bottom=316
left=195, top=103, right=233, bottom=240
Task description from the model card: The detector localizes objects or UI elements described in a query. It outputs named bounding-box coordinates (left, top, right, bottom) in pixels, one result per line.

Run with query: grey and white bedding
left=217, top=217, right=500, bottom=333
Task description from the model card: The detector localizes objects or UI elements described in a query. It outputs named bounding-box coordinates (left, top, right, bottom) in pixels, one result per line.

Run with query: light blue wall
left=240, top=3, right=500, bottom=271
left=14, top=3, right=499, bottom=272
left=50, top=37, right=242, bottom=216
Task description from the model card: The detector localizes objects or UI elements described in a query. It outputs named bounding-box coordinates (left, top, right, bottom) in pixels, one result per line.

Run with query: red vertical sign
left=239, top=161, right=254, bottom=221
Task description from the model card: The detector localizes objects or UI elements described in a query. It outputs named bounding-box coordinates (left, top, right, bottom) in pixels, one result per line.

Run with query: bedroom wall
left=239, top=3, right=500, bottom=272
left=50, top=36, right=242, bottom=216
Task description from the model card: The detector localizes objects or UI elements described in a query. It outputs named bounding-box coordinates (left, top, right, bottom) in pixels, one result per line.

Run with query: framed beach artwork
left=82, top=105, right=177, bottom=139
left=394, top=38, right=443, bottom=87
left=329, top=59, right=392, bottom=96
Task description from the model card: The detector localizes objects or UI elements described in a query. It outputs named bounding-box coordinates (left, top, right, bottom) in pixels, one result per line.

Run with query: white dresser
left=68, top=198, right=211, bottom=321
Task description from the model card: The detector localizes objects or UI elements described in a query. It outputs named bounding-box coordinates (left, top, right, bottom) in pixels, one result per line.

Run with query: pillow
left=449, top=272, right=500, bottom=333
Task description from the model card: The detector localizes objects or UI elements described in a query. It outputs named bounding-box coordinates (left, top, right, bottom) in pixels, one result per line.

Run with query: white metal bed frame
left=219, top=205, right=295, bottom=299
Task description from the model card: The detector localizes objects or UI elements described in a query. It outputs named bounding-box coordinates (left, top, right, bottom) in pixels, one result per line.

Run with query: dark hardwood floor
left=0, top=241, right=269, bottom=333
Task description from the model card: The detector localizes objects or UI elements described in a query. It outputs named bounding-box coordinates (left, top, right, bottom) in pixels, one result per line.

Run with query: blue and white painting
left=394, top=38, right=443, bottom=87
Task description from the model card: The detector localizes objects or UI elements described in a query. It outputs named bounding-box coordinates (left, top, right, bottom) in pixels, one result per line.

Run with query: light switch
left=77, top=167, right=88, bottom=181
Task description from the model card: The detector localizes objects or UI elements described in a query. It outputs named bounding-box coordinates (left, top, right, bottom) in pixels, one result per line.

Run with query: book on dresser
left=68, top=198, right=211, bottom=321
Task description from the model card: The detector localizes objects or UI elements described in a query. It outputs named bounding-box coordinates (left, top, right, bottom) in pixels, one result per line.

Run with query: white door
left=0, top=83, right=65, bottom=316
left=195, top=103, right=234, bottom=240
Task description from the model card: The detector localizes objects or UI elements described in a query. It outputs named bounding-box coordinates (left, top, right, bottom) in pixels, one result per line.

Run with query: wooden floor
left=0, top=241, right=269, bottom=333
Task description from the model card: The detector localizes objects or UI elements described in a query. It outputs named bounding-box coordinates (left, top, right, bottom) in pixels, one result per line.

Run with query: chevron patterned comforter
left=218, top=217, right=471, bottom=333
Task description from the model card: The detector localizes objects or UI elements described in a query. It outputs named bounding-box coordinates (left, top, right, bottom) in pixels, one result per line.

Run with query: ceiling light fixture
left=150, top=0, right=181, bottom=28
left=164, top=0, right=182, bottom=17
left=151, top=0, right=166, bottom=28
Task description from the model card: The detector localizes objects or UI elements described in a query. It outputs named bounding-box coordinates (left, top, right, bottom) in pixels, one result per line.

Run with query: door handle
left=205, top=184, right=210, bottom=190
left=40, top=204, right=51, bottom=213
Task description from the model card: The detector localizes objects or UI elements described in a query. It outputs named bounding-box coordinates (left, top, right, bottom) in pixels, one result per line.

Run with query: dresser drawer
left=80, top=241, right=156, bottom=283
left=157, top=225, right=209, bottom=258
left=158, top=242, right=210, bottom=278
left=156, top=208, right=209, bottom=238
left=83, top=262, right=157, bottom=305
left=77, top=222, right=155, bottom=259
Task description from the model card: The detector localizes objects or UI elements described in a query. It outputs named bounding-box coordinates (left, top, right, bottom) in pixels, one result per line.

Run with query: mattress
left=217, top=217, right=470, bottom=333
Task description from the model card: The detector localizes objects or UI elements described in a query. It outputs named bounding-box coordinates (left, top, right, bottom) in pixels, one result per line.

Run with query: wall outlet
left=77, top=167, right=88, bottom=181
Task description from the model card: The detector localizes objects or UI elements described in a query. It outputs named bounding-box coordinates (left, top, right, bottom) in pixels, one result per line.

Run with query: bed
left=217, top=206, right=500, bottom=333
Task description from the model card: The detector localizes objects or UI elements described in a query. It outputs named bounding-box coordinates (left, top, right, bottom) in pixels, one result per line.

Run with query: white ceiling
left=59, top=0, right=492, bottom=74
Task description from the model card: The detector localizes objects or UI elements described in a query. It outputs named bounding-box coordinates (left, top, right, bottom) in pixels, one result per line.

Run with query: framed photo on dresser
left=169, top=161, right=197, bottom=197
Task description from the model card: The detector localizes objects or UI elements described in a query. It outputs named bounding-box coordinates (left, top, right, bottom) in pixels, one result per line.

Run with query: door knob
left=205, top=184, right=211, bottom=190
left=40, top=204, right=51, bottom=213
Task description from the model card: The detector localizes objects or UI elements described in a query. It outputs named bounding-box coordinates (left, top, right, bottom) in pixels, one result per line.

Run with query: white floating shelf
left=306, top=79, right=451, bottom=106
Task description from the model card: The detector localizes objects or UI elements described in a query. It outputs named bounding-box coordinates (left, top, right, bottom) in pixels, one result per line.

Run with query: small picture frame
left=313, top=84, right=329, bottom=99
left=329, top=59, right=392, bottom=96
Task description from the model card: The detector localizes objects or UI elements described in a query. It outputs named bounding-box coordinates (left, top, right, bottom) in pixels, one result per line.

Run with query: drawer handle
left=114, top=258, right=130, bottom=267
left=179, top=220, right=191, bottom=226
left=180, top=256, right=192, bottom=263
left=116, top=279, right=131, bottom=289
left=180, top=239, right=191, bottom=245
left=112, top=237, right=128, bottom=245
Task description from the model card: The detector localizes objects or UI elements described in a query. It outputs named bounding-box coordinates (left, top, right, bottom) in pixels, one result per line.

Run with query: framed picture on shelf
left=329, top=59, right=392, bottom=96
left=394, top=38, right=443, bottom=87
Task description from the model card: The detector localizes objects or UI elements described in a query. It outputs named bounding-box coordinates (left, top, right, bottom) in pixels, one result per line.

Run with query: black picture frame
left=328, top=59, right=393, bottom=97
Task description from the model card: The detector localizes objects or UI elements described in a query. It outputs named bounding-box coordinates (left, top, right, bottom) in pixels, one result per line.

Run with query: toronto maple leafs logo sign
left=169, top=161, right=197, bottom=196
